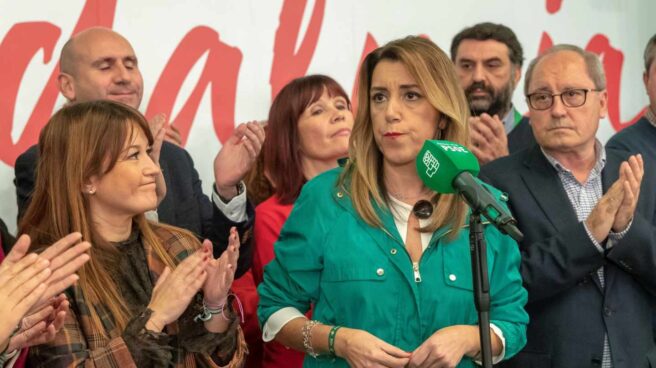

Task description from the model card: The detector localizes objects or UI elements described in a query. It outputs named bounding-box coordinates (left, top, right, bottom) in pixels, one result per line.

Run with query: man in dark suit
left=605, top=33, right=656, bottom=347
left=14, top=27, right=264, bottom=277
left=606, top=33, right=656, bottom=171
left=480, top=45, right=656, bottom=368
left=451, top=22, right=535, bottom=165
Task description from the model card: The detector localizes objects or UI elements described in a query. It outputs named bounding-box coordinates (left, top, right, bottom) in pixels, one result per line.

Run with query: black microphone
left=416, top=140, right=523, bottom=242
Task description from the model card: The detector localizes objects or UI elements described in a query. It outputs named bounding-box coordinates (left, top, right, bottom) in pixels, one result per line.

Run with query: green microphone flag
left=416, top=140, right=480, bottom=194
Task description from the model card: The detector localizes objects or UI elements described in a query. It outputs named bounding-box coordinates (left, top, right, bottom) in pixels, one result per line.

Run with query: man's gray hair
left=524, top=44, right=606, bottom=95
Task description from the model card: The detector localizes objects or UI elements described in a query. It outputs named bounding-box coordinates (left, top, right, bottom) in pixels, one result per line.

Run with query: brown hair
left=19, top=100, right=189, bottom=334
left=263, top=75, right=350, bottom=205
left=244, top=125, right=274, bottom=205
left=341, top=36, right=469, bottom=237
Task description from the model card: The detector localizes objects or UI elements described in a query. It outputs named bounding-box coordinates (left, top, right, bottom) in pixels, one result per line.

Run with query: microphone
left=416, top=140, right=523, bottom=242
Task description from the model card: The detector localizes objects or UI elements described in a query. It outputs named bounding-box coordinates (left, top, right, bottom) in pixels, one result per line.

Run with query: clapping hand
left=469, top=113, right=509, bottom=165
left=7, top=294, right=69, bottom=351
left=0, top=233, right=89, bottom=348
left=146, top=249, right=209, bottom=332
left=612, top=154, right=643, bottom=232
left=201, top=227, right=240, bottom=306
left=585, top=154, right=644, bottom=242
left=214, top=121, right=265, bottom=200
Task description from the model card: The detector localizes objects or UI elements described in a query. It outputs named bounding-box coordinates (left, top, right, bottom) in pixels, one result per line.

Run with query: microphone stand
left=469, top=212, right=492, bottom=368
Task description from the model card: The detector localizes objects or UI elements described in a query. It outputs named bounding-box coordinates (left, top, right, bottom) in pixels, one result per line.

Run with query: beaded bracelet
left=328, top=325, right=341, bottom=356
left=302, top=319, right=321, bottom=358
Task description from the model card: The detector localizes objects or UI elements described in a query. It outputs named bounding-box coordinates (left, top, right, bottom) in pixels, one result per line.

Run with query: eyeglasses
left=526, top=88, right=602, bottom=111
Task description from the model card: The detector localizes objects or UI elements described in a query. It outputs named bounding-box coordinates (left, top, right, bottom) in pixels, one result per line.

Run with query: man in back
left=14, top=27, right=264, bottom=276
left=451, top=22, right=535, bottom=164
left=606, top=34, right=656, bottom=171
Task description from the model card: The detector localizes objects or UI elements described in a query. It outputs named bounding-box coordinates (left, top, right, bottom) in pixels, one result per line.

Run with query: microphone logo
left=422, top=150, right=440, bottom=178
left=438, top=142, right=469, bottom=153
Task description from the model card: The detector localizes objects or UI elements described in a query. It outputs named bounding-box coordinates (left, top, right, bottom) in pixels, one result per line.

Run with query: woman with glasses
left=257, top=36, right=528, bottom=368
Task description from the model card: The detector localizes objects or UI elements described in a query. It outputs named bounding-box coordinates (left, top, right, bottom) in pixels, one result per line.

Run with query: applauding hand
left=202, top=227, right=240, bottom=306
left=146, top=250, right=209, bottom=332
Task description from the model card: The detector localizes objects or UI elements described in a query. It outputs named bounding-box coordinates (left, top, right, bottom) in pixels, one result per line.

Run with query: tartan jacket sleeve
left=28, top=224, right=246, bottom=368
left=151, top=225, right=247, bottom=367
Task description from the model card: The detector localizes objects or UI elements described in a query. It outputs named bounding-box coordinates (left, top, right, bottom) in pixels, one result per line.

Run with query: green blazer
left=258, top=168, right=528, bottom=367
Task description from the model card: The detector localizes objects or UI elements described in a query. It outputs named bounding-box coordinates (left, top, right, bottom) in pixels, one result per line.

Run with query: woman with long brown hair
left=258, top=36, right=528, bottom=367
left=22, top=100, right=245, bottom=367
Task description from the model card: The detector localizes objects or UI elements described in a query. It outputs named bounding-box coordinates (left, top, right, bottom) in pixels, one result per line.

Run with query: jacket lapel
left=520, top=147, right=604, bottom=291
left=519, top=146, right=579, bottom=232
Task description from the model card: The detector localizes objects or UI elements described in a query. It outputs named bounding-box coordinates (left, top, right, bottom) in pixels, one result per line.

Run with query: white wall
left=1, top=0, right=653, bottom=233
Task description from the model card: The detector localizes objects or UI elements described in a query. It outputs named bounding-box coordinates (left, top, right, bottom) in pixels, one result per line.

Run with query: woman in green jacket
left=258, top=36, right=528, bottom=368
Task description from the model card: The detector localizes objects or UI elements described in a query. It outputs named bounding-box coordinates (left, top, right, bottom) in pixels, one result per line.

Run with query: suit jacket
left=507, top=116, right=536, bottom=154
left=606, top=116, right=656, bottom=345
left=647, top=346, right=656, bottom=368
left=480, top=145, right=656, bottom=368
left=606, top=116, right=656, bottom=164
left=14, top=142, right=254, bottom=277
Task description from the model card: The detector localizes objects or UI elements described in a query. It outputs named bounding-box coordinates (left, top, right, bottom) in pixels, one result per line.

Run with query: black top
left=107, top=229, right=238, bottom=367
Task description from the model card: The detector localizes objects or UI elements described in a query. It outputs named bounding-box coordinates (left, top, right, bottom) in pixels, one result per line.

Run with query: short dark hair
left=644, top=34, right=656, bottom=72
left=264, top=74, right=350, bottom=205
left=450, top=22, right=524, bottom=67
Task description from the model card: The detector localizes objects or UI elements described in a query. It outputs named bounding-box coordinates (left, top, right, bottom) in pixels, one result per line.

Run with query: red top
left=252, top=196, right=303, bottom=368
left=252, top=196, right=293, bottom=284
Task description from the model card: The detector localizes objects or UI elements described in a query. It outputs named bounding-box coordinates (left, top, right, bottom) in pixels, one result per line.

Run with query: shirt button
left=390, top=249, right=397, bottom=255
left=604, top=307, right=612, bottom=317
left=376, top=268, right=385, bottom=276
left=449, top=274, right=457, bottom=281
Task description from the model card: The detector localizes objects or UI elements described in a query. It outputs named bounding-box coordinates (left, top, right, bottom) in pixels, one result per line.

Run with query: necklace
left=412, top=200, right=433, bottom=219
left=387, top=189, right=434, bottom=220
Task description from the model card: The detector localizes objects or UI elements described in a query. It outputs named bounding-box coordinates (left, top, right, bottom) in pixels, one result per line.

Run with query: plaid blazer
left=28, top=225, right=246, bottom=368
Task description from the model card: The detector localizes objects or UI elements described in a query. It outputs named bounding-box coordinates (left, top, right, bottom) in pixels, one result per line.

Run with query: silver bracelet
left=194, top=299, right=227, bottom=322
left=302, top=319, right=321, bottom=358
